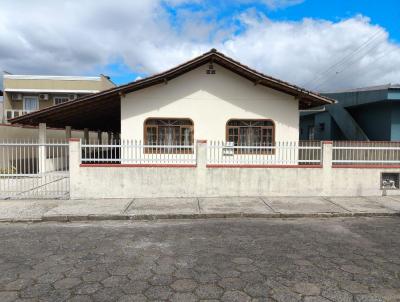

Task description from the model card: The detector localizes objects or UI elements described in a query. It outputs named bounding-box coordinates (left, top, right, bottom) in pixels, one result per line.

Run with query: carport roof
left=10, top=49, right=335, bottom=132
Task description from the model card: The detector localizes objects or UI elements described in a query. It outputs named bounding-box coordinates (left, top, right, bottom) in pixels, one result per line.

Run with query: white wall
left=121, top=63, right=299, bottom=142
left=69, top=141, right=400, bottom=198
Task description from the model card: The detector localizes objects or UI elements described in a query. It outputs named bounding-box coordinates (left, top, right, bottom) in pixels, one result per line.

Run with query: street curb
left=0, top=211, right=399, bottom=223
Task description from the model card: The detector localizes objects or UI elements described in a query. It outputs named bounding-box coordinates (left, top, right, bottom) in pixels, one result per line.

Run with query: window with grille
left=144, top=118, right=194, bottom=153
left=226, top=119, right=275, bottom=153
left=54, top=96, right=69, bottom=105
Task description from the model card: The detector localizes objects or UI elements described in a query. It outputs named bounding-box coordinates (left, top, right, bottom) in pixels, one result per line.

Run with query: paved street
left=0, top=218, right=400, bottom=302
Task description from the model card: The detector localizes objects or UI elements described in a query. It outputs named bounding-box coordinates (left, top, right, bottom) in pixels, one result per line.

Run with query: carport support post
left=84, top=128, right=89, bottom=144
left=68, top=138, right=81, bottom=200
left=38, top=123, right=47, bottom=174
left=97, top=131, right=102, bottom=144
left=65, top=126, right=72, bottom=140
left=322, top=141, right=333, bottom=196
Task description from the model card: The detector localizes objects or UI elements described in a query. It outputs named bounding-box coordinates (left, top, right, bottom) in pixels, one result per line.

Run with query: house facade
left=2, top=74, right=115, bottom=123
left=121, top=63, right=300, bottom=144
left=10, top=49, right=333, bottom=145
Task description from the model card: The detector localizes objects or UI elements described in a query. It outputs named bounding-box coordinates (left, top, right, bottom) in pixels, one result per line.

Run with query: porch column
left=38, top=123, right=47, bottom=174
left=97, top=131, right=102, bottom=144
left=65, top=126, right=72, bottom=140
left=84, top=128, right=89, bottom=144
left=107, top=131, right=113, bottom=144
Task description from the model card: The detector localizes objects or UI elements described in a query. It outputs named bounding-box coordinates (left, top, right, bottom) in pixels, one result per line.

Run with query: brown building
left=2, top=74, right=115, bottom=123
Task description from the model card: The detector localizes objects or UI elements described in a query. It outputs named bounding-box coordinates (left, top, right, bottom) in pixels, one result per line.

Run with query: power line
left=303, top=29, right=385, bottom=89
left=312, top=38, right=386, bottom=91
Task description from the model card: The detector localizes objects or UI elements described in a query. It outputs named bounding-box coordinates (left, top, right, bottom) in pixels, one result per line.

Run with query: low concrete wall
left=69, top=141, right=400, bottom=198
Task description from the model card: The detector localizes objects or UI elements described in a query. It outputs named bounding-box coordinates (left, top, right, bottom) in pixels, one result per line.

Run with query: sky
left=0, top=0, right=399, bottom=92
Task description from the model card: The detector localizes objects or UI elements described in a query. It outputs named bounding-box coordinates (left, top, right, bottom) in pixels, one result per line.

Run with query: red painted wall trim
left=323, top=141, right=333, bottom=144
left=69, top=138, right=80, bottom=142
left=80, top=164, right=197, bottom=168
left=333, top=165, right=400, bottom=169
left=197, top=139, right=207, bottom=143
left=206, top=164, right=323, bottom=168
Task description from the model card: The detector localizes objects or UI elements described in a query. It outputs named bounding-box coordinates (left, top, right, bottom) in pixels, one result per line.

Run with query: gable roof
left=10, top=49, right=335, bottom=132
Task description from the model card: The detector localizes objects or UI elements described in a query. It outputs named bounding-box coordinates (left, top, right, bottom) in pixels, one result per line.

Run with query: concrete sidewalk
left=0, top=196, right=399, bottom=222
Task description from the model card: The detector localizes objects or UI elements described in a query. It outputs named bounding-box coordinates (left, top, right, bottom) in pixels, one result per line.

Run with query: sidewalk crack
left=122, top=199, right=135, bottom=214
left=196, top=197, right=202, bottom=214
left=322, top=197, right=350, bottom=212
left=259, top=196, right=277, bottom=213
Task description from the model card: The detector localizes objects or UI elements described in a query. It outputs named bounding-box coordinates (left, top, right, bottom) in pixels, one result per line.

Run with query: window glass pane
left=146, top=127, right=157, bottom=145
left=181, top=128, right=191, bottom=145
left=24, top=97, right=38, bottom=111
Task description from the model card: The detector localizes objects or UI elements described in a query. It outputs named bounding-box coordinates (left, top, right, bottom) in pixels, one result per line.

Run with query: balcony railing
left=4, top=109, right=35, bottom=122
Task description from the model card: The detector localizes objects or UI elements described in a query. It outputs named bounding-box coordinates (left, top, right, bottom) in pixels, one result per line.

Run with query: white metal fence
left=81, top=140, right=196, bottom=165
left=207, top=141, right=322, bottom=165
left=0, top=139, right=69, bottom=199
left=333, top=141, right=400, bottom=166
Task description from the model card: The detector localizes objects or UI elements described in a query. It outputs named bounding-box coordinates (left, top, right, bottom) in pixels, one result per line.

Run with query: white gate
left=0, top=139, right=69, bottom=199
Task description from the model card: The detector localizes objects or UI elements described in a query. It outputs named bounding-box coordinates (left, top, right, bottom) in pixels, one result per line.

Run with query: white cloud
left=0, top=0, right=399, bottom=92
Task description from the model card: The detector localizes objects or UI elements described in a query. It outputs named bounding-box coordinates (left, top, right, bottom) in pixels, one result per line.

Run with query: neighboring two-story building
left=300, top=84, right=400, bottom=141
left=2, top=74, right=115, bottom=123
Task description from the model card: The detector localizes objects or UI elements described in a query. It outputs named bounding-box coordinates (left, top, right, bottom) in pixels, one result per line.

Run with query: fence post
left=196, top=140, right=207, bottom=168
left=196, top=140, right=208, bottom=196
left=69, top=138, right=81, bottom=199
left=322, top=141, right=333, bottom=195
left=38, top=123, right=47, bottom=174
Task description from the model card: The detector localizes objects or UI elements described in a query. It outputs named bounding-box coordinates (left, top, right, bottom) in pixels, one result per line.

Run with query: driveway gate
left=0, top=139, right=69, bottom=199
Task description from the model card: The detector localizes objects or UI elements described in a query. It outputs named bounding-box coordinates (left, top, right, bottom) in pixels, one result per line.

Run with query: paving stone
left=195, top=283, right=224, bottom=299
left=171, top=279, right=198, bottom=292
left=304, top=297, right=332, bottom=302
left=75, top=282, right=102, bottom=295
left=232, top=257, right=254, bottom=265
left=293, top=282, right=321, bottom=295
left=322, top=287, right=353, bottom=302
left=354, top=294, right=386, bottom=302
left=144, top=285, right=173, bottom=300
left=101, top=275, right=128, bottom=287
left=170, top=292, right=198, bottom=302
left=341, top=265, right=370, bottom=275
left=218, top=277, right=246, bottom=290
left=118, top=294, right=147, bottom=302
left=67, top=295, right=92, bottom=302
left=244, top=282, right=270, bottom=297
left=221, top=290, right=252, bottom=302
left=3, top=279, right=33, bottom=291
left=339, top=281, right=370, bottom=294
left=81, top=271, right=109, bottom=282
left=120, top=280, right=149, bottom=294
left=271, top=289, right=302, bottom=302
left=148, top=273, right=174, bottom=285
left=53, top=277, right=81, bottom=289
left=20, top=284, right=53, bottom=298
left=0, top=291, right=19, bottom=302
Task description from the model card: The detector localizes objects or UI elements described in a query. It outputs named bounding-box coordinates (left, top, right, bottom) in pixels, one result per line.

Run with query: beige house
left=10, top=49, right=334, bottom=144
left=2, top=74, right=115, bottom=123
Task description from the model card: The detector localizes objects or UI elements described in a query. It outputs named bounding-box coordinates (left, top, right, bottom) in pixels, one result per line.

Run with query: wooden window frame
left=225, top=119, right=276, bottom=155
left=143, top=118, right=194, bottom=154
